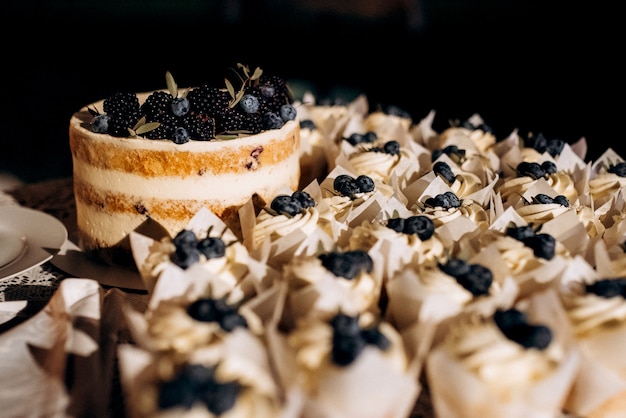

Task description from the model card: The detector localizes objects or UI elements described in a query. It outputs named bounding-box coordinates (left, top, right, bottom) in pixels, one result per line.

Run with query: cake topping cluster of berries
left=530, top=193, right=570, bottom=207
left=268, top=191, right=315, bottom=217
left=170, top=227, right=231, bottom=269
left=493, top=308, right=552, bottom=349
left=158, top=363, right=241, bottom=414
left=424, top=191, right=462, bottom=209
left=330, top=313, right=390, bottom=366
left=333, top=174, right=376, bottom=199
left=186, top=297, right=248, bottom=332
left=386, top=215, right=435, bottom=241
left=525, top=132, right=566, bottom=158
left=431, top=144, right=466, bottom=164
left=319, top=249, right=373, bottom=280
left=585, top=278, right=626, bottom=298
left=89, top=64, right=296, bottom=143
left=439, top=258, right=493, bottom=296
left=515, top=160, right=557, bottom=180
left=506, top=224, right=556, bottom=260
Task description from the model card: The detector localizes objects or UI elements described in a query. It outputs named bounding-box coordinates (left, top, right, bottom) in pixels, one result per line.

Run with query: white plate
left=0, top=227, right=26, bottom=269
left=0, top=206, right=68, bottom=281
left=51, top=240, right=146, bottom=291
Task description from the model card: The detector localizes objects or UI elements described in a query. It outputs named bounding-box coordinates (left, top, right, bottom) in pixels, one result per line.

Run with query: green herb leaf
left=136, top=122, right=161, bottom=135
left=251, top=67, right=263, bottom=81
left=166, top=71, right=178, bottom=98
left=225, top=78, right=235, bottom=99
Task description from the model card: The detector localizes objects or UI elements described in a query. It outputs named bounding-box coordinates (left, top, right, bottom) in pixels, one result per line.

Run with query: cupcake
left=317, top=167, right=392, bottom=246
left=297, top=118, right=330, bottom=189
left=336, top=136, right=425, bottom=191
left=266, top=310, right=421, bottom=418
left=512, top=181, right=573, bottom=226
left=348, top=213, right=446, bottom=281
left=410, top=182, right=491, bottom=245
left=467, top=208, right=573, bottom=299
left=588, top=149, right=626, bottom=211
left=426, top=289, right=580, bottom=418
left=385, top=254, right=518, bottom=349
left=559, top=244, right=626, bottom=417
left=434, top=114, right=501, bottom=177
left=118, top=262, right=287, bottom=417
left=497, top=160, right=563, bottom=208
left=362, top=104, right=414, bottom=145
left=279, top=249, right=382, bottom=326
left=240, top=187, right=335, bottom=269
left=430, top=155, right=498, bottom=204
left=118, top=328, right=285, bottom=418
left=294, top=91, right=369, bottom=173
left=130, top=207, right=266, bottom=295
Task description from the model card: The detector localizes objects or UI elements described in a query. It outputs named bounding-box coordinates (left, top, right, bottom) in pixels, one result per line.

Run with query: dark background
left=2, top=0, right=622, bottom=183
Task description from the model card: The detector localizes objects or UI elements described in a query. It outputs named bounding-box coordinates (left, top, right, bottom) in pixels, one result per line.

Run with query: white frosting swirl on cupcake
left=439, top=126, right=496, bottom=156
left=144, top=234, right=253, bottom=290
left=419, top=201, right=489, bottom=230
left=348, top=219, right=446, bottom=269
left=252, top=206, right=320, bottom=249
left=346, top=145, right=413, bottom=185
left=560, top=280, right=626, bottom=336
left=482, top=236, right=545, bottom=275
left=546, top=172, right=579, bottom=203
left=449, top=171, right=484, bottom=199
left=459, top=201, right=491, bottom=226
left=589, top=173, right=626, bottom=208
left=319, top=190, right=380, bottom=225
left=286, top=313, right=408, bottom=392
left=514, top=202, right=570, bottom=226
left=441, top=312, right=564, bottom=389
left=414, top=266, right=475, bottom=306
left=363, top=111, right=412, bottom=141
left=282, top=253, right=380, bottom=319
left=497, top=176, right=538, bottom=207
left=144, top=296, right=263, bottom=355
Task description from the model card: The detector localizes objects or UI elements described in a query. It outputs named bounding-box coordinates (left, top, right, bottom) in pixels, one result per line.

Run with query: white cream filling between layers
left=73, top=155, right=299, bottom=203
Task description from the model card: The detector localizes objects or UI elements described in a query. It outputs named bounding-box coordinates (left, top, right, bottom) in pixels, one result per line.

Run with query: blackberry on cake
left=101, top=91, right=142, bottom=137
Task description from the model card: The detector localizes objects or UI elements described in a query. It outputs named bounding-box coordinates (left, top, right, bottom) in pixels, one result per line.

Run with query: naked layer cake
left=69, top=65, right=301, bottom=268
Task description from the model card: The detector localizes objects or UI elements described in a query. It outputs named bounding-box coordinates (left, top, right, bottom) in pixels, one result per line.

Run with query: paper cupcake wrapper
left=118, top=327, right=291, bottom=418
left=0, top=278, right=120, bottom=418
left=408, top=109, right=438, bottom=149
left=590, top=147, right=624, bottom=176
left=562, top=289, right=626, bottom=416
left=427, top=345, right=580, bottom=418
left=264, top=319, right=420, bottom=418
